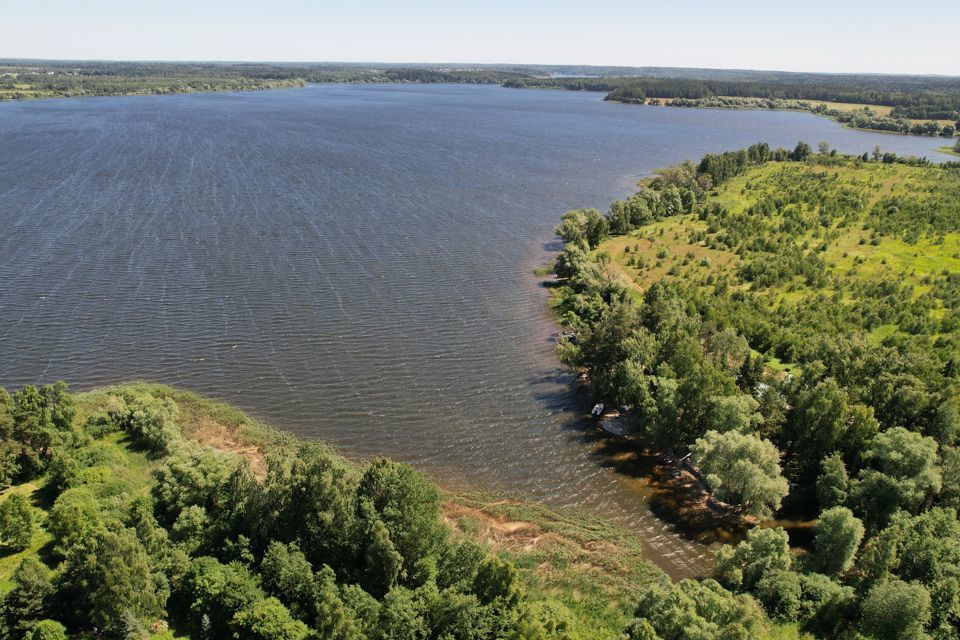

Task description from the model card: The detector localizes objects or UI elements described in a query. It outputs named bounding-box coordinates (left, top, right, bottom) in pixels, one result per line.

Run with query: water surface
left=0, top=84, right=950, bottom=577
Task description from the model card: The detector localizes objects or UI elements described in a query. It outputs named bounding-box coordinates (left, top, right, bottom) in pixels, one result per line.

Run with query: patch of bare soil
left=186, top=415, right=268, bottom=479
left=442, top=501, right=564, bottom=552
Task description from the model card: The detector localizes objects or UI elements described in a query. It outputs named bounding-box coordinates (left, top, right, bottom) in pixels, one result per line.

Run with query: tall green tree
left=691, top=430, right=789, bottom=518
left=816, top=452, right=850, bottom=510
left=850, top=427, right=941, bottom=529
left=2, top=557, right=53, bottom=638
left=860, top=579, right=931, bottom=640
left=357, top=457, right=444, bottom=580
left=810, top=507, right=864, bottom=575
left=0, top=493, right=34, bottom=550
left=230, top=597, right=310, bottom=640
left=714, top=527, right=792, bottom=591
left=24, top=620, right=68, bottom=640
left=55, top=527, right=167, bottom=637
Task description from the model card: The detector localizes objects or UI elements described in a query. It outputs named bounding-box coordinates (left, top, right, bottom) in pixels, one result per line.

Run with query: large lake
left=0, top=84, right=951, bottom=577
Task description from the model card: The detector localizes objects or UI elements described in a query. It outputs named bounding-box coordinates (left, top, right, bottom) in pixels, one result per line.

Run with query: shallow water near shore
left=0, top=83, right=950, bottom=578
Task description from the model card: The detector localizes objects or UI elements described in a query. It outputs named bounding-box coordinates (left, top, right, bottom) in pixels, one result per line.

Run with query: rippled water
left=0, top=84, right=950, bottom=577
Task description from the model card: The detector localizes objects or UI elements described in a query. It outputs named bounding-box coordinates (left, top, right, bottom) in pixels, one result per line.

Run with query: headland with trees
left=549, top=142, right=960, bottom=639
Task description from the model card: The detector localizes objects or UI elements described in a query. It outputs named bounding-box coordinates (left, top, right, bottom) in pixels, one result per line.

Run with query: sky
left=4, top=0, right=958, bottom=76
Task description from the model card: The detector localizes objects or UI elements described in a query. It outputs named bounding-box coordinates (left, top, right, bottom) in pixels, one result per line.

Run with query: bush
left=120, top=394, right=181, bottom=455
left=25, top=620, right=67, bottom=640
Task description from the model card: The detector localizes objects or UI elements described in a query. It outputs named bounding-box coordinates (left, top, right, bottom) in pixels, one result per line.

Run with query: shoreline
left=605, top=95, right=958, bottom=140
left=0, top=78, right=306, bottom=103
left=76, top=380, right=705, bottom=580
left=56, top=381, right=684, bottom=636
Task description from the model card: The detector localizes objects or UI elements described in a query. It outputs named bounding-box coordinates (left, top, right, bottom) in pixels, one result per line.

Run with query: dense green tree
left=791, top=141, right=813, bottom=161
left=554, top=241, right=590, bottom=279
left=787, top=378, right=850, bottom=478
left=10, top=385, right=53, bottom=478
left=171, top=504, right=210, bottom=554
left=810, top=507, right=864, bottom=575
left=152, top=448, right=241, bottom=526
left=796, top=573, right=857, bottom=638
left=311, top=566, right=365, bottom=640
left=46, top=487, right=102, bottom=556
left=0, top=493, right=34, bottom=550
left=230, top=597, right=310, bottom=640
left=714, top=526, right=792, bottom=591
left=2, top=557, right=53, bottom=638
left=375, top=586, right=429, bottom=640
left=930, top=396, right=960, bottom=445
left=850, top=427, right=942, bottom=529
left=357, top=457, right=445, bottom=580
left=24, top=620, right=67, bottom=640
left=816, top=452, right=850, bottom=509
left=940, top=445, right=960, bottom=510
left=691, top=430, right=788, bottom=518
left=119, top=393, right=180, bottom=455
left=0, top=388, right=18, bottom=488
left=860, top=579, right=932, bottom=640
left=473, top=556, right=522, bottom=608
left=630, top=577, right=766, bottom=640
left=262, top=444, right=357, bottom=570
left=856, top=508, right=960, bottom=631
left=259, top=541, right=316, bottom=618
left=555, top=209, right=608, bottom=248
left=180, top=557, right=265, bottom=639
left=754, top=570, right=802, bottom=621
left=55, top=527, right=167, bottom=637
left=359, top=501, right=404, bottom=597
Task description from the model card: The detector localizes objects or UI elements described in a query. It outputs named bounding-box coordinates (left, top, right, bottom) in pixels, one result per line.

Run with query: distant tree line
left=504, top=75, right=960, bottom=135
left=6, top=60, right=960, bottom=128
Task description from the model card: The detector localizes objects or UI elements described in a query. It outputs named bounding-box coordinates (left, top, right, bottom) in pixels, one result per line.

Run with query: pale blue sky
left=5, top=0, right=958, bottom=75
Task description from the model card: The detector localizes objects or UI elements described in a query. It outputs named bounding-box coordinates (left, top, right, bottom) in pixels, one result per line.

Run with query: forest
left=0, top=382, right=813, bottom=640
left=551, top=143, right=960, bottom=639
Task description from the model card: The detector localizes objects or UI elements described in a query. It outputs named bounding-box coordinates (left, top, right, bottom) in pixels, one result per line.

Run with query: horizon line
left=3, top=58, right=959, bottom=80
